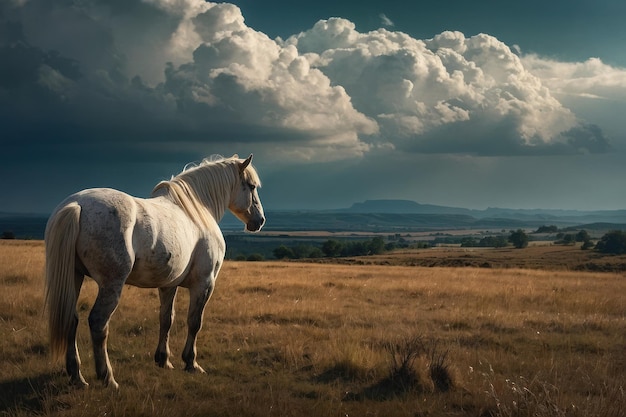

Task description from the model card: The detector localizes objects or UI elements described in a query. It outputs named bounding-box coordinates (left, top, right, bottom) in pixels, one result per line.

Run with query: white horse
left=44, top=154, right=265, bottom=388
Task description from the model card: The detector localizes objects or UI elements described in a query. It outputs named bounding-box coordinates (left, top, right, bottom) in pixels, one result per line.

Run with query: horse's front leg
left=182, top=281, right=214, bottom=373
left=154, top=286, right=178, bottom=369
left=88, top=283, right=124, bottom=389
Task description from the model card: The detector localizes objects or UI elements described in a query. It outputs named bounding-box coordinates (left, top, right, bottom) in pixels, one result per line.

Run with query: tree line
left=268, top=229, right=626, bottom=260
left=460, top=229, right=530, bottom=249
left=532, top=225, right=626, bottom=253
left=273, top=237, right=388, bottom=260
left=223, top=227, right=626, bottom=261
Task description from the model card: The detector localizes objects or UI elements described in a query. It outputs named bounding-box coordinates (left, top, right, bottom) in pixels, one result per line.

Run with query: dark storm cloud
left=396, top=117, right=611, bottom=156
left=1, top=0, right=378, bottom=165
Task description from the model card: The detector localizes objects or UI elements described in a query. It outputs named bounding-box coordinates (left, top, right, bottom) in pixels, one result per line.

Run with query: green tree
left=535, top=225, right=558, bottom=234
left=322, top=239, right=343, bottom=257
left=246, top=253, right=264, bottom=261
left=343, top=241, right=368, bottom=256
left=273, top=245, right=294, bottom=259
left=292, top=244, right=316, bottom=259
left=575, top=230, right=590, bottom=242
left=479, top=235, right=508, bottom=248
left=308, top=247, right=324, bottom=258
left=595, top=230, right=626, bottom=254
left=460, top=237, right=477, bottom=247
left=368, top=236, right=386, bottom=255
left=509, top=229, right=529, bottom=249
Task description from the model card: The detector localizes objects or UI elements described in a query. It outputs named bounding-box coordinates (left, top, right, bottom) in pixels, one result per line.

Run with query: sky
left=2, top=0, right=626, bottom=214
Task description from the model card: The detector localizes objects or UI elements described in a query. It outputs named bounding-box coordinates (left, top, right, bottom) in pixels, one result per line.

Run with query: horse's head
left=229, top=154, right=265, bottom=232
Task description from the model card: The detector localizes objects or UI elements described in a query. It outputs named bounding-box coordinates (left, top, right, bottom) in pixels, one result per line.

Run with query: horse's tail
left=44, top=201, right=81, bottom=361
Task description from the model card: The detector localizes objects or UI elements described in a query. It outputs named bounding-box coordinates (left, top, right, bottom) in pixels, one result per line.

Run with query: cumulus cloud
left=286, top=21, right=609, bottom=155
left=522, top=55, right=626, bottom=101
left=0, top=0, right=613, bottom=166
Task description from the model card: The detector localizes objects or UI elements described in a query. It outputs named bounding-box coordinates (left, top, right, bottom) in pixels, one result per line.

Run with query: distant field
left=315, top=244, right=626, bottom=272
left=0, top=240, right=624, bottom=416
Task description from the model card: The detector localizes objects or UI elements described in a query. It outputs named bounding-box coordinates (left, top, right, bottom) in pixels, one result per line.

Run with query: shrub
left=322, top=239, right=343, bottom=257
left=273, top=245, right=295, bottom=259
left=246, top=253, right=264, bottom=261
left=535, top=225, right=558, bottom=233
left=508, top=229, right=529, bottom=249
left=480, top=235, right=508, bottom=248
left=595, top=230, right=626, bottom=254
left=382, top=336, right=425, bottom=393
left=557, top=233, right=576, bottom=245
left=373, top=336, right=455, bottom=398
left=575, top=230, right=590, bottom=242
left=428, top=349, right=453, bottom=392
left=581, top=240, right=594, bottom=250
left=1, top=231, right=15, bottom=239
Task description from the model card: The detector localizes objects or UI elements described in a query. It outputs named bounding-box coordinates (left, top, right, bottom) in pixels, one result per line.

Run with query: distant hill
left=347, top=200, right=462, bottom=214
left=343, top=199, right=626, bottom=224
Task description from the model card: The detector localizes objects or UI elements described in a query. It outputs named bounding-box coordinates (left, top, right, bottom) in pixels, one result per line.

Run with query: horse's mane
left=151, top=155, right=261, bottom=229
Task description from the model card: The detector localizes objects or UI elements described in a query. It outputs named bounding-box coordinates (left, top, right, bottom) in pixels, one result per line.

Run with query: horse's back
left=51, top=187, right=225, bottom=288
left=63, top=188, right=138, bottom=246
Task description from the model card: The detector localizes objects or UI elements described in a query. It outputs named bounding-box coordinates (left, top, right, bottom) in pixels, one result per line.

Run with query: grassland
left=0, top=240, right=624, bottom=416
left=317, top=243, right=626, bottom=272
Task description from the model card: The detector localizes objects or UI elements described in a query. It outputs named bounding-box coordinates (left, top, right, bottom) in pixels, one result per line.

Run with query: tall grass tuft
left=351, top=335, right=425, bottom=400
left=427, top=343, right=454, bottom=392
left=384, top=335, right=425, bottom=392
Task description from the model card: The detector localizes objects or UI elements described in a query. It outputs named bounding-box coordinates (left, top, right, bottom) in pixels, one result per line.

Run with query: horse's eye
left=248, top=183, right=256, bottom=191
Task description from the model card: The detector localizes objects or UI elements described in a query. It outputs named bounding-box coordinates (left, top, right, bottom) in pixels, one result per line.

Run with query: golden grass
left=0, top=240, right=624, bottom=416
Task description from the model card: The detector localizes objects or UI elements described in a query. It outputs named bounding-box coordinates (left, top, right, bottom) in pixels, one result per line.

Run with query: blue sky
left=237, top=0, right=626, bottom=67
left=1, top=0, right=625, bottom=213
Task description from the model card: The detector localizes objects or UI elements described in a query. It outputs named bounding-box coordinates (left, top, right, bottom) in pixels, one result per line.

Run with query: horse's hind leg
left=182, top=283, right=214, bottom=373
left=66, top=272, right=88, bottom=387
left=88, top=282, right=124, bottom=389
left=154, top=286, right=178, bottom=369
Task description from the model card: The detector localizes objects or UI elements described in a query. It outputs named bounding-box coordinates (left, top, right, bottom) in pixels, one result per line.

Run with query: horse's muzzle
left=245, top=216, right=265, bottom=232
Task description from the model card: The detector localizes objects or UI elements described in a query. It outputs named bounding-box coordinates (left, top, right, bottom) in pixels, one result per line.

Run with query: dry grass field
left=311, top=244, right=626, bottom=272
left=1, top=240, right=624, bottom=416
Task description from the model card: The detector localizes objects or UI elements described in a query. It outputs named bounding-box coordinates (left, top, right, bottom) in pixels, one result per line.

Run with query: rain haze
left=2, top=0, right=626, bottom=214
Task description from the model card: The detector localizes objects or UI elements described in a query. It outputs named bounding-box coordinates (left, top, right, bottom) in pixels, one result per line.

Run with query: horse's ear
left=232, top=154, right=239, bottom=159
left=239, top=154, right=253, bottom=172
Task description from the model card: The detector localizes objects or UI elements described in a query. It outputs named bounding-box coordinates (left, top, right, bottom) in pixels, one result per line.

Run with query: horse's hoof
left=156, top=359, right=175, bottom=369
left=184, top=363, right=206, bottom=374
left=104, top=378, right=119, bottom=390
left=70, top=377, right=89, bottom=389
left=155, top=351, right=175, bottom=369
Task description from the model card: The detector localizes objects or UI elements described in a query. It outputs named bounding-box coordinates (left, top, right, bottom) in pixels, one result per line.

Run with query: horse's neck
left=191, top=165, right=235, bottom=221
left=152, top=177, right=229, bottom=229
